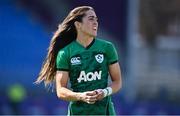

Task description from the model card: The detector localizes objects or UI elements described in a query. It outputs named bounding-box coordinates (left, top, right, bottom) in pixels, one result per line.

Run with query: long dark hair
left=35, top=6, right=94, bottom=87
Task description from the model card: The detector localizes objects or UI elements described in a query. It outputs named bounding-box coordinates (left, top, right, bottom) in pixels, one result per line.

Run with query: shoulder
left=63, top=41, right=76, bottom=50
left=57, top=41, right=75, bottom=56
left=95, top=38, right=114, bottom=47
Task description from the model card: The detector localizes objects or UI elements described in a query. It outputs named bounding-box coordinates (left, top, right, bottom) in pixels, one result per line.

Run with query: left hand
left=94, top=89, right=104, bottom=101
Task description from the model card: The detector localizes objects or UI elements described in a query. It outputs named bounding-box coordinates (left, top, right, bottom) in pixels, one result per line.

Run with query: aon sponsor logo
left=77, top=71, right=102, bottom=83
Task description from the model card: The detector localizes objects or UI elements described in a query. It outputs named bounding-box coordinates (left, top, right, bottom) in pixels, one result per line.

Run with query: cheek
left=86, top=22, right=92, bottom=30
left=82, top=23, right=91, bottom=31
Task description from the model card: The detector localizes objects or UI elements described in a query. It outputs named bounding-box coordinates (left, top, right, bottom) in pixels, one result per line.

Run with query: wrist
left=75, top=92, right=82, bottom=101
left=102, top=87, right=113, bottom=98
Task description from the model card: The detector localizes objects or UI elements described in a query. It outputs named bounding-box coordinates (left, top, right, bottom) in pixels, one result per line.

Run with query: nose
left=93, top=20, right=98, bottom=26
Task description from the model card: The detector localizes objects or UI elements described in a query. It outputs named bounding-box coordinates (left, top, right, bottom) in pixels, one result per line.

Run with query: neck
left=76, top=33, right=94, bottom=47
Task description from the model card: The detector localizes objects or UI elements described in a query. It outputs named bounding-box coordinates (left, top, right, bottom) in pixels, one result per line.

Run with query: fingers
left=87, top=101, right=95, bottom=104
left=95, top=89, right=104, bottom=101
left=86, top=95, right=97, bottom=101
left=86, top=91, right=97, bottom=96
left=79, top=91, right=97, bottom=104
left=80, top=90, right=104, bottom=104
left=85, top=94, right=98, bottom=104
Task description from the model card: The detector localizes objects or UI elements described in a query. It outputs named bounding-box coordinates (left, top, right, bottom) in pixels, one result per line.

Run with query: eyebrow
left=88, top=16, right=98, bottom=19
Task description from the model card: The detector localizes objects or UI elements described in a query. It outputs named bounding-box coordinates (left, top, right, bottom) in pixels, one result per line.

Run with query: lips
left=93, top=27, right=97, bottom=31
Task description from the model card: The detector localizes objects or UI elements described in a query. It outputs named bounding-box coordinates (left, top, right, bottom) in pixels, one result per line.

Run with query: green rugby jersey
left=56, top=38, right=118, bottom=115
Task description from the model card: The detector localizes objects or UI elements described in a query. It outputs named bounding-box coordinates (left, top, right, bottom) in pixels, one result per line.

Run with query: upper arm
left=106, top=42, right=118, bottom=65
left=106, top=42, right=120, bottom=82
left=56, top=49, right=69, bottom=71
left=56, top=71, right=69, bottom=88
left=109, top=62, right=121, bottom=82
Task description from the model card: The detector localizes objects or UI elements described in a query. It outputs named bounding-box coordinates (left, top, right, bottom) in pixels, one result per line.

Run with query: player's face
left=79, top=10, right=98, bottom=37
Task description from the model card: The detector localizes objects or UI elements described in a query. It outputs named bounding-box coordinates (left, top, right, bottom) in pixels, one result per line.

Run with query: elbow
left=57, top=92, right=70, bottom=101
left=57, top=92, right=65, bottom=100
left=117, top=75, right=122, bottom=91
left=56, top=88, right=67, bottom=100
left=56, top=88, right=73, bottom=101
left=118, top=81, right=122, bottom=91
left=116, top=80, right=122, bottom=92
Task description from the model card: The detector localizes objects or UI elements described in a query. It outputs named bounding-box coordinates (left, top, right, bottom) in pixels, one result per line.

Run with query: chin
left=92, top=33, right=97, bottom=37
left=91, top=35, right=96, bottom=38
left=88, top=34, right=96, bottom=38
left=87, top=32, right=97, bottom=37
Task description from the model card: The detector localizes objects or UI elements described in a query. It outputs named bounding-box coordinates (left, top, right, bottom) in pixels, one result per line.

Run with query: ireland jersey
left=56, top=38, right=118, bottom=115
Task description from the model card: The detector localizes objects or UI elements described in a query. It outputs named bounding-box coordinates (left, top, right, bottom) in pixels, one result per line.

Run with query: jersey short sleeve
left=56, top=49, right=69, bottom=71
left=106, top=42, right=118, bottom=65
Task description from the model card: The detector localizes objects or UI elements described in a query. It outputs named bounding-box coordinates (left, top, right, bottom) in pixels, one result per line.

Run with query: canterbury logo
left=71, top=57, right=81, bottom=65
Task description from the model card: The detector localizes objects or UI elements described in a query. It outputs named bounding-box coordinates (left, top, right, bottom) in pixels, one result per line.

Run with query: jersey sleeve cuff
left=109, top=60, right=118, bottom=65
left=56, top=68, right=69, bottom=71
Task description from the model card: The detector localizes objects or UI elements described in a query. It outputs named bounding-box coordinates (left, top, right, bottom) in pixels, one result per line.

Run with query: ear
left=74, top=21, right=81, bottom=30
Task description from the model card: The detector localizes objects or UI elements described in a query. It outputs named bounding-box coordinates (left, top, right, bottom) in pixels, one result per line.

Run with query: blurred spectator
left=6, top=83, right=26, bottom=114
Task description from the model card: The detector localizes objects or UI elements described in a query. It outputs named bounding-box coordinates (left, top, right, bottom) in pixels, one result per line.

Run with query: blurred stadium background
left=0, top=0, right=180, bottom=115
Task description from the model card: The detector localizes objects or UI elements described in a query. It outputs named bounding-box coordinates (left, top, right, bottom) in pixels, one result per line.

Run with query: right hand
left=78, top=91, right=98, bottom=104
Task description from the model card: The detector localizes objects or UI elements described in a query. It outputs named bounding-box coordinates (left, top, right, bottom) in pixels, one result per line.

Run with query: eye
left=89, top=18, right=94, bottom=21
left=88, top=17, right=98, bottom=22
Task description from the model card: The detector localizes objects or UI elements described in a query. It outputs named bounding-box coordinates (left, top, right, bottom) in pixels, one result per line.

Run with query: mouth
left=93, top=27, right=97, bottom=31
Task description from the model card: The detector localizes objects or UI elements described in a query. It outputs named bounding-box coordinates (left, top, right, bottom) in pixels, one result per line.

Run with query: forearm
left=95, top=80, right=122, bottom=100
left=110, top=80, right=122, bottom=94
left=108, top=62, right=122, bottom=95
left=57, top=87, right=81, bottom=101
left=98, top=80, right=121, bottom=99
